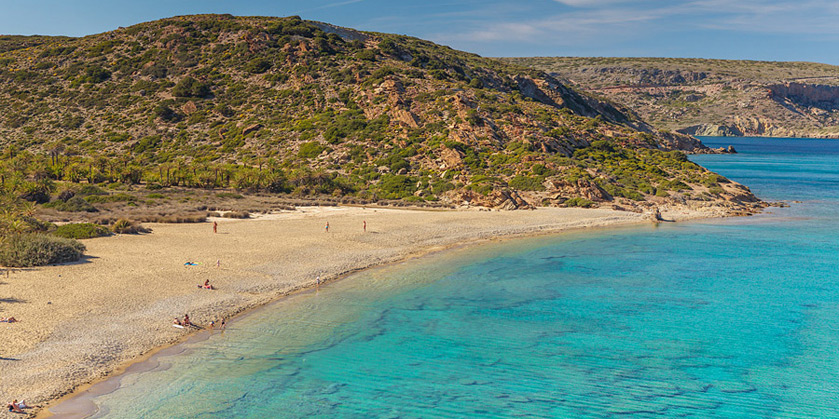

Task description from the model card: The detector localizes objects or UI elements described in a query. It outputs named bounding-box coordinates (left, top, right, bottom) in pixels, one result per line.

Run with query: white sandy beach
left=0, top=205, right=721, bottom=418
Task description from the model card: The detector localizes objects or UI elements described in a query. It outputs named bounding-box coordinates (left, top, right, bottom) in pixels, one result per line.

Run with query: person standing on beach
left=325, top=221, right=329, bottom=233
left=363, top=220, right=367, bottom=232
left=220, top=318, right=226, bottom=330
left=213, top=221, right=218, bottom=234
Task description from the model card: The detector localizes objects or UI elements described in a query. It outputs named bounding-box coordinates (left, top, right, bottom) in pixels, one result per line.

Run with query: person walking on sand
left=363, top=220, right=367, bottom=232
left=213, top=221, right=218, bottom=234
left=316, top=275, right=321, bottom=291
left=220, top=318, right=226, bottom=330
left=325, top=221, right=329, bottom=233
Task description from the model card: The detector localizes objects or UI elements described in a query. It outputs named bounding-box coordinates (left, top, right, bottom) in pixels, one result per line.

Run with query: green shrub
left=112, top=219, right=148, bottom=234
left=85, top=193, right=136, bottom=203
left=222, top=211, right=250, bottom=219
left=78, top=185, right=108, bottom=196
left=298, top=141, right=327, bottom=159
left=509, top=175, right=545, bottom=191
left=564, top=197, right=595, bottom=208
left=378, top=174, right=414, bottom=198
left=0, top=234, right=86, bottom=267
left=245, top=58, right=272, bottom=74
left=659, top=180, right=689, bottom=191
left=54, top=223, right=111, bottom=239
left=355, top=49, right=376, bottom=61
left=216, top=192, right=244, bottom=199
left=43, top=196, right=98, bottom=212
left=172, top=76, right=212, bottom=98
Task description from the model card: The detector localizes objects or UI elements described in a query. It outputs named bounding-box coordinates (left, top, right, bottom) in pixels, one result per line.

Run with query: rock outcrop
left=505, top=57, right=839, bottom=138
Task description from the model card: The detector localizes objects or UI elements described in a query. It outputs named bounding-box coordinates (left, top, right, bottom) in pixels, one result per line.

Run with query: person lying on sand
left=197, top=279, right=215, bottom=290
left=0, top=317, right=17, bottom=323
left=173, top=318, right=182, bottom=326
left=6, top=399, right=26, bottom=413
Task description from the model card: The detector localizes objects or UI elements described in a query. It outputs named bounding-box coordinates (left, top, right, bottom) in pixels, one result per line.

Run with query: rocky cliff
left=504, top=57, right=839, bottom=138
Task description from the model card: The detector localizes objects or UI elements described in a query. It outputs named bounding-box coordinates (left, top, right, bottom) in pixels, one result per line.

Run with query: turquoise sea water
left=85, top=137, right=839, bottom=418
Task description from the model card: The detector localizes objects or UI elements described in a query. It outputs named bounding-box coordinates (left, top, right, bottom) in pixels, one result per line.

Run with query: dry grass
left=35, top=185, right=457, bottom=226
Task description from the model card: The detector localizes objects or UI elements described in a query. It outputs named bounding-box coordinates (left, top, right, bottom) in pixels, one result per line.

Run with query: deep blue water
left=86, top=137, right=839, bottom=418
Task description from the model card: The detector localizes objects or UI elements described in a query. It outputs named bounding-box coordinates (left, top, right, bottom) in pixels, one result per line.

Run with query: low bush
left=53, top=223, right=111, bottom=239
left=0, top=234, right=86, bottom=267
left=132, top=213, right=206, bottom=223
left=57, top=189, right=76, bottom=202
left=85, top=193, right=136, bottom=203
left=78, top=185, right=108, bottom=196
left=563, top=197, right=595, bottom=208
left=508, top=175, right=545, bottom=191
left=222, top=211, right=250, bottom=219
left=111, top=219, right=149, bottom=234
left=43, top=196, right=98, bottom=212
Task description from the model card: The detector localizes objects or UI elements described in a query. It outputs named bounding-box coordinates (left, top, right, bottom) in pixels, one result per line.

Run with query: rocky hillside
left=505, top=57, right=839, bottom=138
left=0, top=15, right=760, bottom=213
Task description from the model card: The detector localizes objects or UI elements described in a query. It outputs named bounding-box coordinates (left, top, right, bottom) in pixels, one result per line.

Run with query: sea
left=76, top=137, right=839, bottom=418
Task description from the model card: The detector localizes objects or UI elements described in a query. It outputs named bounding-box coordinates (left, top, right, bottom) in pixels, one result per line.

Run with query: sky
left=2, top=0, right=839, bottom=64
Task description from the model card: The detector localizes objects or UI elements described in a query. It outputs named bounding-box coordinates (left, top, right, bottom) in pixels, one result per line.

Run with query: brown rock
left=392, top=108, right=419, bottom=128
left=440, top=147, right=463, bottom=168
left=242, top=124, right=262, bottom=136
left=180, top=101, right=198, bottom=115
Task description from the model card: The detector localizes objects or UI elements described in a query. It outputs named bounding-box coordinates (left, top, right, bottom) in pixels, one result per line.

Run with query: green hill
left=504, top=57, right=839, bottom=138
left=0, top=15, right=761, bottom=216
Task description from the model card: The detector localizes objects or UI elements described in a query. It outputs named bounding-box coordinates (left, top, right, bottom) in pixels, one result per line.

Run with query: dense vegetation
left=0, top=15, right=760, bottom=225
left=0, top=190, right=86, bottom=267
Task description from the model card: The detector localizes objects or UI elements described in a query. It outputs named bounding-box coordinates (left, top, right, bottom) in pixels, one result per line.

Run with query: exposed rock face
left=678, top=124, right=743, bottom=137
left=544, top=179, right=612, bottom=202
left=587, top=67, right=708, bottom=85
left=505, top=57, right=839, bottom=138
left=446, top=189, right=532, bottom=209
left=440, top=147, right=463, bottom=168
left=655, top=131, right=715, bottom=153
left=768, top=82, right=839, bottom=110
left=242, top=123, right=262, bottom=136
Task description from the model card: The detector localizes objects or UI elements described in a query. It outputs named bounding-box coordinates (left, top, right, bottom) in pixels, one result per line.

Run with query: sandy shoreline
left=0, top=205, right=725, bottom=418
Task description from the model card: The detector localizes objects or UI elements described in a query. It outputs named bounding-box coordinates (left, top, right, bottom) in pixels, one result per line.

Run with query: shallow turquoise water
left=89, top=137, right=839, bottom=418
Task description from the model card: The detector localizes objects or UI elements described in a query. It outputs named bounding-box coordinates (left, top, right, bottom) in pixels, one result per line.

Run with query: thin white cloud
left=445, top=0, right=839, bottom=47
left=299, top=0, right=364, bottom=14
left=553, top=0, right=632, bottom=7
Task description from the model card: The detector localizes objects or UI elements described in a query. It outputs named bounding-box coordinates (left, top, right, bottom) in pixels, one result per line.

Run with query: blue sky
left=2, top=0, right=838, bottom=64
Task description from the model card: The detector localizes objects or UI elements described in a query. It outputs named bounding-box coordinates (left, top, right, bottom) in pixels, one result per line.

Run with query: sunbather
left=0, top=317, right=17, bottom=323
left=6, top=400, right=24, bottom=413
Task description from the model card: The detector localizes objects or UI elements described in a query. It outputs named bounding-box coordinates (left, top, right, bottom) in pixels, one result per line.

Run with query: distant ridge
left=504, top=57, right=839, bottom=138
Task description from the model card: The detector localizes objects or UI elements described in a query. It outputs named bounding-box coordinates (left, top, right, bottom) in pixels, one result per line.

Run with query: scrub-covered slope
left=0, top=15, right=759, bottom=213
